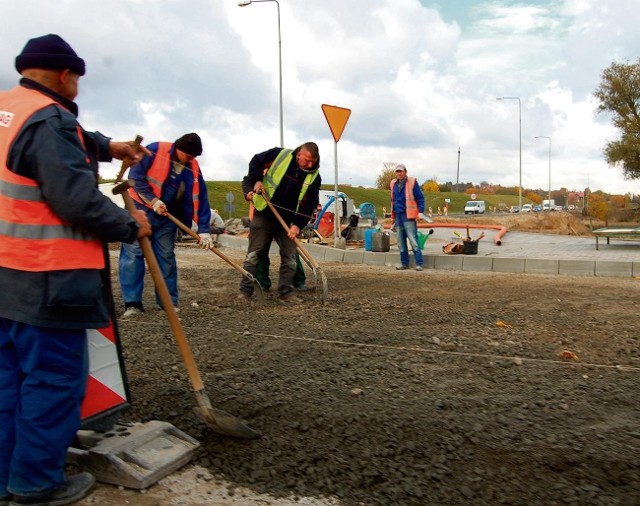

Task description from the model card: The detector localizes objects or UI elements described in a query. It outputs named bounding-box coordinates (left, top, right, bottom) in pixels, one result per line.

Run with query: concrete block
left=462, top=256, right=493, bottom=272
left=323, top=247, right=345, bottom=262
left=525, top=258, right=559, bottom=275
left=492, top=257, right=526, bottom=273
left=363, top=252, right=388, bottom=266
left=385, top=252, right=401, bottom=267
left=558, top=259, right=595, bottom=276
left=595, top=260, right=633, bottom=278
left=423, top=255, right=436, bottom=269
left=343, top=249, right=365, bottom=264
left=434, top=255, right=464, bottom=270
left=67, top=421, right=199, bottom=490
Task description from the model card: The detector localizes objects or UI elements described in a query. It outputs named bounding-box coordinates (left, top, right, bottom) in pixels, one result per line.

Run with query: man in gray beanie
left=0, top=34, right=151, bottom=505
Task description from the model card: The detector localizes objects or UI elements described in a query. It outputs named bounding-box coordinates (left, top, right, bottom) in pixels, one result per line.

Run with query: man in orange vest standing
left=390, top=164, right=426, bottom=271
left=0, top=34, right=151, bottom=505
left=118, top=133, right=212, bottom=316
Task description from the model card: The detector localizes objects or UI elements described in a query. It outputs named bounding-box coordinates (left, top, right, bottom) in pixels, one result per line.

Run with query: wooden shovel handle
left=114, top=139, right=205, bottom=393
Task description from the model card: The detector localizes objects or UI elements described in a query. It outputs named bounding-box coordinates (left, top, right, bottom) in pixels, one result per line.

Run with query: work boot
left=294, top=284, right=309, bottom=292
left=123, top=302, right=144, bottom=317
left=396, top=265, right=409, bottom=270
left=279, top=293, right=303, bottom=305
left=415, top=266, right=423, bottom=271
left=10, top=472, right=95, bottom=505
left=237, top=292, right=252, bottom=302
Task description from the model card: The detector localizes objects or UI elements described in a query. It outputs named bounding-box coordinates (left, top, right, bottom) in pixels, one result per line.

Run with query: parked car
left=509, top=205, right=520, bottom=213
left=521, top=204, right=533, bottom=213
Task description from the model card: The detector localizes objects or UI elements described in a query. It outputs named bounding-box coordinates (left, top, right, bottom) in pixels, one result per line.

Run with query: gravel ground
left=75, top=239, right=640, bottom=506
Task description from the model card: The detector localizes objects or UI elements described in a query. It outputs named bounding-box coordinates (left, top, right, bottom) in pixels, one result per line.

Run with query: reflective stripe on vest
left=390, top=177, right=419, bottom=219
left=253, top=149, right=319, bottom=213
left=129, top=142, right=201, bottom=222
left=0, top=86, right=104, bottom=272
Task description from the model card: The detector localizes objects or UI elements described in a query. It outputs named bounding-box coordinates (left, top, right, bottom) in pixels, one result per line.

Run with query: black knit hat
left=175, top=133, right=203, bottom=157
left=15, top=34, right=86, bottom=76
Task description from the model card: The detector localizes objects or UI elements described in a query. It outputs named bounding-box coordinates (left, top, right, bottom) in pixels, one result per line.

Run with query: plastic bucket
left=364, top=228, right=375, bottom=251
left=371, top=232, right=390, bottom=252
left=462, top=240, right=478, bottom=255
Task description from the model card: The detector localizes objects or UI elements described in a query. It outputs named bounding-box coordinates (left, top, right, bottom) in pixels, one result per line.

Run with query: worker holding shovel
left=0, top=34, right=151, bottom=506
left=118, top=133, right=212, bottom=316
left=238, top=142, right=321, bottom=304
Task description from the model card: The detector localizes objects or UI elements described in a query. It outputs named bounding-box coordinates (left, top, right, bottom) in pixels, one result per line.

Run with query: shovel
left=163, top=211, right=266, bottom=303
left=260, top=191, right=329, bottom=303
left=113, top=146, right=260, bottom=439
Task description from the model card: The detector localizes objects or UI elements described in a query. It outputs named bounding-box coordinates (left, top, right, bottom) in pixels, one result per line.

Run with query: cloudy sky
left=2, top=0, right=639, bottom=196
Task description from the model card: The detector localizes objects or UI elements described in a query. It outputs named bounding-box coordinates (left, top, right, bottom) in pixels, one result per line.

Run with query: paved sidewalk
left=217, top=227, right=640, bottom=278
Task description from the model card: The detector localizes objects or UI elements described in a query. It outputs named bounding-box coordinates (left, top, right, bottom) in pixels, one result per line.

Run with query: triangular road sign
left=321, top=104, right=351, bottom=143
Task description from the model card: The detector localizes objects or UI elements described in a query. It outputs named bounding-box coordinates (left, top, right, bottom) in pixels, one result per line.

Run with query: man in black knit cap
left=118, top=132, right=212, bottom=316
left=0, top=34, right=151, bottom=506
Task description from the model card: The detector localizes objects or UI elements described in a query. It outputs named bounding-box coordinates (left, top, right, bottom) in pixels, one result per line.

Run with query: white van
left=464, top=200, right=486, bottom=215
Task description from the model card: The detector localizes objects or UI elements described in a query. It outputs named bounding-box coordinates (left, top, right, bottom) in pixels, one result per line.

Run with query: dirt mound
left=90, top=249, right=640, bottom=506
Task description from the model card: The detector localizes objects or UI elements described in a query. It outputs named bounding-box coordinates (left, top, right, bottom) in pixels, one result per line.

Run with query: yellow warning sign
left=321, top=104, right=351, bottom=143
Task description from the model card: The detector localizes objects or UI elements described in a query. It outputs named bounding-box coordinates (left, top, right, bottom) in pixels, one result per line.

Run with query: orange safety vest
left=129, top=142, right=201, bottom=222
left=390, top=177, right=419, bottom=219
left=0, top=86, right=104, bottom=272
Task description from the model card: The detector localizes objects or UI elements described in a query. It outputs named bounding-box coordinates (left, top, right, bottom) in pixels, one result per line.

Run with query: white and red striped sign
left=81, top=321, right=129, bottom=421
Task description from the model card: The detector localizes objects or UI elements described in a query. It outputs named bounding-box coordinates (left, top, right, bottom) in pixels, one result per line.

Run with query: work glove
left=418, top=212, right=434, bottom=224
left=198, top=233, right=214, bottom=250
left=152, top=199, right=167, bottom=215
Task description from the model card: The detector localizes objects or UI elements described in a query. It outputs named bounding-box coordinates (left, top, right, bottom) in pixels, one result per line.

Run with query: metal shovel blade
left=318, top=268, right=329, bottom=303
left=193, top=391, right=260, bottom=439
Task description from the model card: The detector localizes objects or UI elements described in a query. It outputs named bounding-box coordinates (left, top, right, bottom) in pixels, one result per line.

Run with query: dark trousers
left=240, top=213, right=298, bottom=296
left=256, top=253, right=305, bottom=290
left=0, top=318, right=88, bottom=497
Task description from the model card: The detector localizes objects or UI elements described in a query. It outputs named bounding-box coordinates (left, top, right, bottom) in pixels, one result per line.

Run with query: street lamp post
left=238, top=0, right=284, bottom=148
left=497, top=97, right=522, bottom=209
left=535, top=136, right=551, bottom=210
left=456, top=147, right=460, bottom=193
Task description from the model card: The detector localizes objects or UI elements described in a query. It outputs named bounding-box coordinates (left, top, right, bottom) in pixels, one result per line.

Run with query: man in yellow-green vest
left=239, top=142, right=321, bottom=304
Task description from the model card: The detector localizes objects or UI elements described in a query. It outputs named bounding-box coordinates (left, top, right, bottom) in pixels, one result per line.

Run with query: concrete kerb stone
left=434, top=255, right=464, bottom=270
left=213, top=233, right=638, bottom=279
left=343, top=250, right=365, bottom=264
left=595, top=260, right=633, bottom=278
left=558, top=259, right=596, bottom=276
left=363, top=251, right=389, bottom=266
left=492, top=257, right=526, bottom=273
left=462, top=256, right=494, bottom=272
left=525, top=258, right=560, bottom=275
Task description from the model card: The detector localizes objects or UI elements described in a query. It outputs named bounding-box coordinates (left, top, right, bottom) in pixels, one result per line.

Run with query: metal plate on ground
left=67, top=420, right=200, bottom=489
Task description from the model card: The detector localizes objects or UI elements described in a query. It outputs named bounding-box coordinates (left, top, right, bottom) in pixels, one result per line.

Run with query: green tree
left=594, top=59, right=640, bottom=179
left=375, top=162, right=398, bottom=189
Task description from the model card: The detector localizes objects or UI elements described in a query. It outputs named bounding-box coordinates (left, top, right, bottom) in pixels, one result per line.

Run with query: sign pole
left=321, top=104, right=351, bottom=246
left=333, top=142, right=339, bottom=239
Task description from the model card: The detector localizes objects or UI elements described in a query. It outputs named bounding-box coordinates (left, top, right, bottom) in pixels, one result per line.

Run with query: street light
left=497, top=96, right=522, bottom=209
left=535, top=136, right=551, bottom=210
left=238, top=0, right=284, bottom=148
